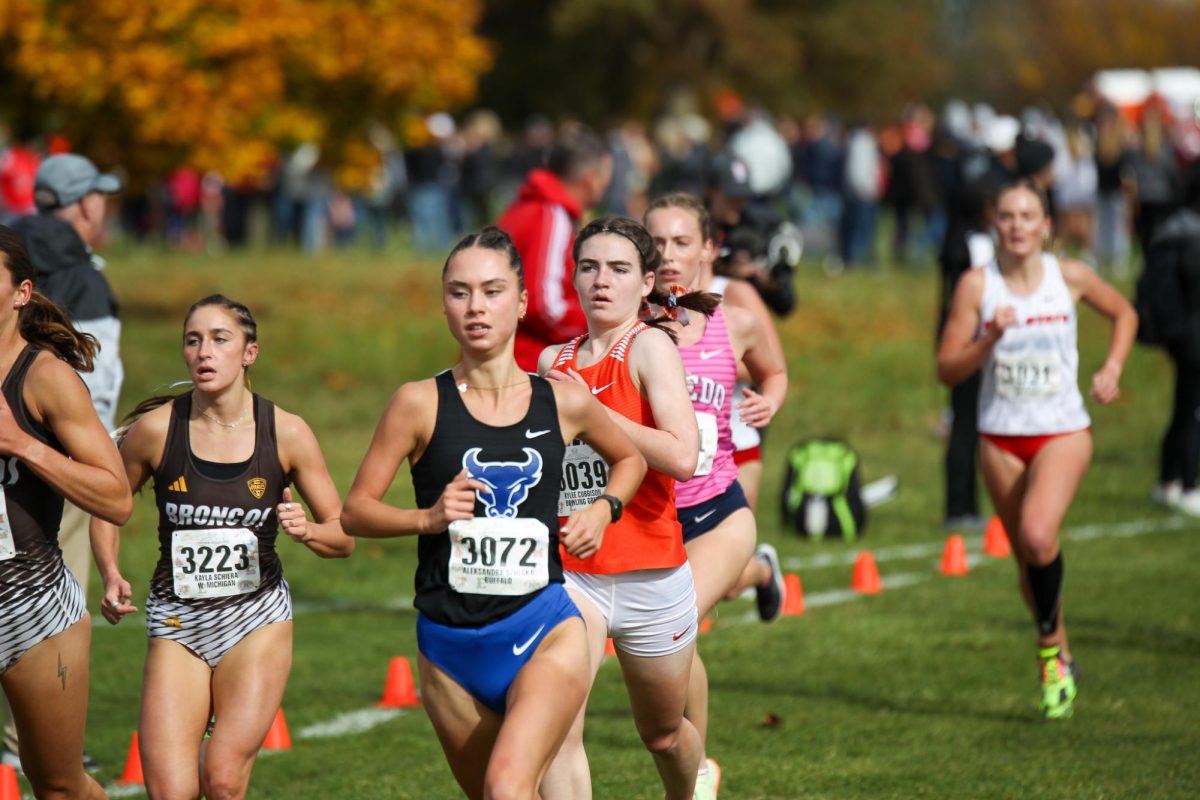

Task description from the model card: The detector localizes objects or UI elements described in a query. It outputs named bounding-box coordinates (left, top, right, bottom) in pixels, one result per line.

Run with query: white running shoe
left=1176, top=489, right=1200, bottom=517
left=1152, top=482, right=1182, bottom=507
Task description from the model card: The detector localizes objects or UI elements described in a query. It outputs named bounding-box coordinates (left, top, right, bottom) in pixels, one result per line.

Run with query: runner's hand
left=545, top=367, right=589, bottom=388
left=424, top=469, right=483, bottom=532
left=278, top=488, right=310, bottom=543
left=737, top=386, right=777, bottom=429
left=1090, top=362, right=1121, bottom=404
left=559, top=501, right=610, bottom=560
left=0, top=392, right=31, bottom=457
left=100, top=574, right=137, bottom=625
left=987, top=305, right=1018, bottom=339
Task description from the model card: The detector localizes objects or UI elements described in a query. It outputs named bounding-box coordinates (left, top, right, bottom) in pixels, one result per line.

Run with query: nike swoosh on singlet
left=693, top=509, right=717, bottom=524
left=699, top=350, right=722, bottom=360
left=525, top=429, right=551, bottom=439
left=672, top=624, right=693, bottom=641
left=591, top=383, right=615, bottom=395
left=512, top=624, right=546, bottom=656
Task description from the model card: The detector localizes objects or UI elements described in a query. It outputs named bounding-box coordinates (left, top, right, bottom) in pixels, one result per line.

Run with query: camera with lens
left=716, top=211, right=802, bottom=316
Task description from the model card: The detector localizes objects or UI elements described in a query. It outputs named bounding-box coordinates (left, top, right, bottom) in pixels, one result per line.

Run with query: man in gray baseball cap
left=33, top=153, right=122, bottom=211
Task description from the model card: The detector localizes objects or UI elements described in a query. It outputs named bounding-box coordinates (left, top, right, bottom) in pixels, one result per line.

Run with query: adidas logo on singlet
left=168, top=476, right=189, bottom=493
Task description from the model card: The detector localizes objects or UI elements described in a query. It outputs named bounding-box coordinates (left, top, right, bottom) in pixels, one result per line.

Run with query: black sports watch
left=597, top=494, right=623, bottom=523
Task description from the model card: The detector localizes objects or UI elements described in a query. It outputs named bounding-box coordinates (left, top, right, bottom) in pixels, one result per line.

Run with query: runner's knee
left=204, top=760, right=250, bottom=800
left=484, top=768, right=537, bottom=800
left=144, top=774, right=201, bottom=800
left=1018, top=518, right=1059, bottom=563
left=638, top=725, right=683, bottom=757
left=28, top=774, right=77, bottom=800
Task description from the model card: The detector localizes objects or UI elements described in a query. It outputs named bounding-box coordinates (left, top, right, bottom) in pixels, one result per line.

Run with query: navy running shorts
left=680, top=480, right=750, bottom=544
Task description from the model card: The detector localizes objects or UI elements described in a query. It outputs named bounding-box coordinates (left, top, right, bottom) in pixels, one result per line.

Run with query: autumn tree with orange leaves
left=0, top=0, right=491, bottom=187
left=968, top=0, right=1200, bottom=109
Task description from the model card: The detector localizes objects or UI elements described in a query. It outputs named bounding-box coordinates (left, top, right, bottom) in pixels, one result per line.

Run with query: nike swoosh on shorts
left=512, top=624, right=546, bottom=656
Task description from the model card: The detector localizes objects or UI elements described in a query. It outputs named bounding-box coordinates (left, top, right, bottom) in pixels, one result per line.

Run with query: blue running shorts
left=417, top=583, right=582, bottom=714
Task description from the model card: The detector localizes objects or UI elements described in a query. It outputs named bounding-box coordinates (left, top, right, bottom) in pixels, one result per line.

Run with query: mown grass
left=22, top=239, right=1200, bottom=798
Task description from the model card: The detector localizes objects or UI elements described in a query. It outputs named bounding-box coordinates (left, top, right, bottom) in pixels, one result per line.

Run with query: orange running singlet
left=552, top=322, right=687, bottom=574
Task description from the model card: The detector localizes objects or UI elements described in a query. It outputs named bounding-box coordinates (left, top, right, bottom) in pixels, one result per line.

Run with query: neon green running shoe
left=1039, top=646, right=1077, bottom=719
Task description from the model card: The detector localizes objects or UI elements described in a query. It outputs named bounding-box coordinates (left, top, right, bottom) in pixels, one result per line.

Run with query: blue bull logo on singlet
left=687, top=375, right=726, bottom=410
left=462, top=447, right=543, bottom=518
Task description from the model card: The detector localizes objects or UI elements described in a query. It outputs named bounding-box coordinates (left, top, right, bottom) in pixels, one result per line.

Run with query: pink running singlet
left=675, top=306, right=739, bottom=508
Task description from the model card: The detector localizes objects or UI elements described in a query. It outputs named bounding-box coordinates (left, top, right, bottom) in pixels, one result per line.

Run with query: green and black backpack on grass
left=781, top=439, right=867, bottom=541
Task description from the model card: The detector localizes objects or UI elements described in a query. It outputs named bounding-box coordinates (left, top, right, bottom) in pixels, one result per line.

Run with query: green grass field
left=20, top=240, right=1200, bottom=798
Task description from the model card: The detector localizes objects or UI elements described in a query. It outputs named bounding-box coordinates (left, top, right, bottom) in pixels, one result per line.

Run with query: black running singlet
left=150, top=393, right=287, bottom=602
left=412, top=371, right=566, bottom=627
left=0, top=346, right=68, bottom=590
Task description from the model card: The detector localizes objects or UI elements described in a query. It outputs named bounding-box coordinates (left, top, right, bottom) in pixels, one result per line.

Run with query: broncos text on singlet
left=412, top=371, right=567, bottom=627
left=978, top=254, right=1090, bottom=436
left=675, top=306, right=739, bottom=507
left=0, top=346, right=68, bottom=588
left=551, top=322, right=686, bottom=573
left=151, top=393, right=287, bottom=604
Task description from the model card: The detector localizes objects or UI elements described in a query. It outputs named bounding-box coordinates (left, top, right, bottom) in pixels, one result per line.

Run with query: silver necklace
left=454, top=371, right=528, bottom=393
left=199, top=406, right=249, bottom=429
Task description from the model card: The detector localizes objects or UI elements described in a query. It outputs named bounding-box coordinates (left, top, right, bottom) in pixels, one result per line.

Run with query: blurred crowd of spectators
left=3, top=92, right=1199, bottom=268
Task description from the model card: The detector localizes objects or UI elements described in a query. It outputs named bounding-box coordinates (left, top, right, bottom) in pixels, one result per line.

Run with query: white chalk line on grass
left=781, top=514, right=1196, bottom=572
left=98, top=711, right=413, bottom=797
left=297, top=707, right=405, bottom=739
left=93, top=515, right=1192, bottom=798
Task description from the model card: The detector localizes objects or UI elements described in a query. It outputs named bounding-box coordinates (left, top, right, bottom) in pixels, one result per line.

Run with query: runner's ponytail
left=0, top=225, right=98, bottom=372
left=640, top=286, right=720, bottom=343
left=18, top=291, right=98, bottom=373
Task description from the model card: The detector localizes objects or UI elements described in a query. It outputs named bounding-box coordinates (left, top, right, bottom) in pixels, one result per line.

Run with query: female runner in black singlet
left=91, top=294, right=353, bottom=799
left=0, top=226, right=131, bottom=800
left=342, top=226, right=645, bottom=800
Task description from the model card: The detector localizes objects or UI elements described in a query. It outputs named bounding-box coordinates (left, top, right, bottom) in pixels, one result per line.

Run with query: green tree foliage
left=478, top=0, right=949, bottom=124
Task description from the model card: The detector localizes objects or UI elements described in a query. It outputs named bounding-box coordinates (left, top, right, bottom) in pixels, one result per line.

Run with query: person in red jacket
left=498, top=128, right=613, bottom=370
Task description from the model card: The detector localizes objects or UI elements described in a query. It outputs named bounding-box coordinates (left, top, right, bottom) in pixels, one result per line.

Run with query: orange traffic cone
left=604, top=637, right=616, bottom=657
left=377, top=656, right=421, bottom=708
left=261, top=707, right=291, bottom=751
left=699, top=615, right=713, bottom=634
left=782, top=573, right=805, bottom=616
left=116, top=731, right=144, bottom=785
left=983, top=516, right=1011, bottom=558
left=851, top=551, right=882, bottom=594
left=940, top=534, right=969, bottom=576
left=0, top=764, right=19, bottom=800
